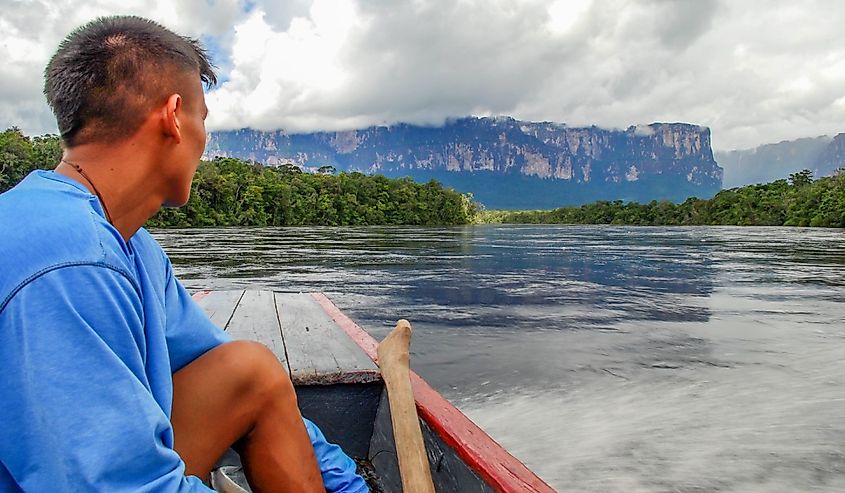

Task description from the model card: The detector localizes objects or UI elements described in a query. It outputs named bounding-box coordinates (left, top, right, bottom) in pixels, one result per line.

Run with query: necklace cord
left=60, top=159, right=114, bottom=224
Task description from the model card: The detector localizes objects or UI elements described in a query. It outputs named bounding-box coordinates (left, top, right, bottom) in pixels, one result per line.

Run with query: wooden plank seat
left=194, top=289, right=386, bottom=484
left=194, top=290, right=380, bottom=385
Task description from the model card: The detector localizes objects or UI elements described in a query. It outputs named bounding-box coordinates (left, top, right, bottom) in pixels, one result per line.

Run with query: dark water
left=154, top=225, right=845, bottom=492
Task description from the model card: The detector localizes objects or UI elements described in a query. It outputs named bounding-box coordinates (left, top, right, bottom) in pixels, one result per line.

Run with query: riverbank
left=475, top=170, right=845, bottom=228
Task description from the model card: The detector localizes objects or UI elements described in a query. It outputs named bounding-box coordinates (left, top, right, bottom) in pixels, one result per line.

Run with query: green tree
left=789, top=169, right=814, bottom=187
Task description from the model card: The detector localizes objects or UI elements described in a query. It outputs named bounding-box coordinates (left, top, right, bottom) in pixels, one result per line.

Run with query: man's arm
left=0, top=265, right=213, bottom=492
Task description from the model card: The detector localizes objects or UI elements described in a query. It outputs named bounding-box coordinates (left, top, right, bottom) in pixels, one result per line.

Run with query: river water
left=154, top=225, right=845, bottom=492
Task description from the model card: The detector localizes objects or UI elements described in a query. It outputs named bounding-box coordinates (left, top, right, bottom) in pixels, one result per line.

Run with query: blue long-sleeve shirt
left=0, top=171, right=367, bottom=493
left=0, top=171, right=231, bottom=491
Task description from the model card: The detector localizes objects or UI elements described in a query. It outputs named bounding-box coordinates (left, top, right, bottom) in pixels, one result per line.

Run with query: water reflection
left=155, top=225, right=845, bottom=492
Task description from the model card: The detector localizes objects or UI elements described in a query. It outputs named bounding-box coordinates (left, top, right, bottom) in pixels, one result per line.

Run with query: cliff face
left=716, top=133, right=845, bottom=188
left=715, top=136, right=832, bottom=188
left=813, top=133, right=845, bottom=178
left=205, top=117, right=723, bottom=208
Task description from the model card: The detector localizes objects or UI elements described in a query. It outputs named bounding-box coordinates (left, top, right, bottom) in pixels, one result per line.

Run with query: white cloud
left=2, top=0, right=845, bottom=150
left=206, top=1, right=357, bottom=131
left=547, top=0, right=591, bottom=34
left=0, top=0, right=243, bottom=136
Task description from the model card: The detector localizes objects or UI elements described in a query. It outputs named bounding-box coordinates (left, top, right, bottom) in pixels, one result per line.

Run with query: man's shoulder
left=0, top=171, right=134, bottom=308
left=130, top=227, right=162, bottom=254
left=129, top=227, right=171, bottom=280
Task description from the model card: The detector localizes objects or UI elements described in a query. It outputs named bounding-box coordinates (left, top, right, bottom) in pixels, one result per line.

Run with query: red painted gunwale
left=311, top=292, right=556, bottom=493
left=192, top=289, right=211, bottom=302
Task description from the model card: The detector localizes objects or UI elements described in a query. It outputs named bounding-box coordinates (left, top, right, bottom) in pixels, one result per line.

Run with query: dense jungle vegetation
left=494, top=169, right=845, bottom=227
left=2, top=127, right=844, bottom=228
left=145, top=157, right=476, bottom=226
left=0, top=128, right=476, bottom=226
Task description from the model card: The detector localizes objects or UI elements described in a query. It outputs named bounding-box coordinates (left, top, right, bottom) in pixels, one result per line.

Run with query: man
left=0, top=16, right=366, bottom=492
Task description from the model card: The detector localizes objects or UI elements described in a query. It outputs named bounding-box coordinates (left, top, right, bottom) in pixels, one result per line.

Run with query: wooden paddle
left=377, top=320, right=437, bottom=493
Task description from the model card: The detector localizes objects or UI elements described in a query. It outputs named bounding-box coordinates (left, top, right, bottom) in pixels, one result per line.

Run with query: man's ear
left=162, top=93, right=183, bottom=143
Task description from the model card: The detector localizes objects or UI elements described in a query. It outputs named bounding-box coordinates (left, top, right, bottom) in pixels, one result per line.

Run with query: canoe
left=194, top=290, right=555, bottom=493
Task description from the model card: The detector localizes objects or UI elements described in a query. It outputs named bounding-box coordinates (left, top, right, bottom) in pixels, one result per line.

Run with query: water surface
left=155, top=225, right=845, bottom=492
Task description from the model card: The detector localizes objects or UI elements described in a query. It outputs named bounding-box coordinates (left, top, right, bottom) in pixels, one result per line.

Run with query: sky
left=1, top=0, right=844, bottom=151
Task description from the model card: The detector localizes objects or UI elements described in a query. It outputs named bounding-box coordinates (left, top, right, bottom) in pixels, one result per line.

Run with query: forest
left=0, top=128, right=476, bottom=226
left=2, top=127, right=844, bottom=228
left=493, top=169, right=845, bottom=227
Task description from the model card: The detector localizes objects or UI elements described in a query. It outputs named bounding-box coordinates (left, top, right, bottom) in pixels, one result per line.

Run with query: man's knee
left=213, top=340, right=295, bottom=405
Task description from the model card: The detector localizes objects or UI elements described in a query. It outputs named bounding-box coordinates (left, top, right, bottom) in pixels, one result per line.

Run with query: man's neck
left=56, top=142, right=167, bottom=241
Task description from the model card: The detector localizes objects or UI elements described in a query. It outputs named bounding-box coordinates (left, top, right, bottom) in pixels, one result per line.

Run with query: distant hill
left=205, top=117, right=723, bottom=209
left=716, top=134, right=845, bottom=188
left=814, top=133, right=845, bottom=178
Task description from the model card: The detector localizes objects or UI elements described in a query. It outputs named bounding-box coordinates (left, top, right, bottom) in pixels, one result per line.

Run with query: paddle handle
left=377, top=320, right=436, bottom=493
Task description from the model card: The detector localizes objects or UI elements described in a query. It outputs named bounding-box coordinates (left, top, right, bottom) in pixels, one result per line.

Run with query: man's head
left=44, top=16, right=217, bottom=148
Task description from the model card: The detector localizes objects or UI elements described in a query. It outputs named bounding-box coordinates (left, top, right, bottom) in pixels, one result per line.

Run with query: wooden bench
left=195, top=290, right=380, bottom=385
left=194, top=290, right=382, bottom=460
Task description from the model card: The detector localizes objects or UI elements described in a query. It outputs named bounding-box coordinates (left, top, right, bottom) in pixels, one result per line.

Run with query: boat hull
left=195, top=290, right=555, bottom=492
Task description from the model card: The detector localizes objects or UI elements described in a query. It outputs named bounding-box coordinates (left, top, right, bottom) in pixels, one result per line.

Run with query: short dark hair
left=44, top=16, right=217, bottom=147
